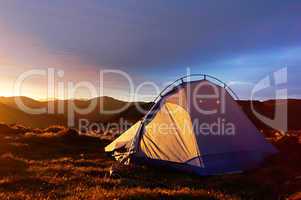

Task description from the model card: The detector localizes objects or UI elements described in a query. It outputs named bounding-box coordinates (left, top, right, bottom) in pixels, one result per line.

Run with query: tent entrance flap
left=105, top=120, right=141, bottom=152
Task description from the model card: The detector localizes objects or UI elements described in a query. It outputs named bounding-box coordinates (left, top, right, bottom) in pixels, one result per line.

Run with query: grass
left=0, top=124, right=300, bottom=199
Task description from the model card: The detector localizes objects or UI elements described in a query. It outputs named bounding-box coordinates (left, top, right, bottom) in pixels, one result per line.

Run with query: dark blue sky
left=0, top=0, right=300, bottom=100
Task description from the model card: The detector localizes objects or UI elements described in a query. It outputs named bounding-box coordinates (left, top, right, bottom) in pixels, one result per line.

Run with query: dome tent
left=105, top=74, right=277, bottom=176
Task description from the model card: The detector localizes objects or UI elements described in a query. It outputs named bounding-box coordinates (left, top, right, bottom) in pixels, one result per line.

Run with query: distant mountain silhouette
left=0, top=97, right=65, bottom=128
left=238, top=99, right=301, bottom=132
left=0, top=96, right=152, bottom=128
left=0, top=96, right=45, bottom=108
left=0, top=96, right=300, bottom=131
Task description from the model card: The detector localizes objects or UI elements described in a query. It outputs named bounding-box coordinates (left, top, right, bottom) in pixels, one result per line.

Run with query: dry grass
left=0, top=124, right=300, bottom=199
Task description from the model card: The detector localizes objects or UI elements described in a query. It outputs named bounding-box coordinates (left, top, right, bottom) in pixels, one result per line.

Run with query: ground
left=0, top=125, right=300, bottom=200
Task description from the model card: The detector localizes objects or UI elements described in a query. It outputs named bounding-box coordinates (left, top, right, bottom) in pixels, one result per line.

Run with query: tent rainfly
left=105, top=75, right=278, bottom=176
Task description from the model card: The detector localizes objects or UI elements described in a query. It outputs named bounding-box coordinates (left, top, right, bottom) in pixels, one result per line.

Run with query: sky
left=0, top=0, right=300, bottom=101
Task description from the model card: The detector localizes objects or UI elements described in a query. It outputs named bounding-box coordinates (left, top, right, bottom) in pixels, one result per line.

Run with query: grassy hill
left=0, top=96, right=151, bottom=129
left=238, top=99, right=301, bottom=131
left=1, top=96, right=301, bottom=134
left=0, top=124, right=300, bottom=199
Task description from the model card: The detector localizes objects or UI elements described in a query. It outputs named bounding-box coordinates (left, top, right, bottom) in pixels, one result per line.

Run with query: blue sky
left=0, top=0, right=300, bottom=100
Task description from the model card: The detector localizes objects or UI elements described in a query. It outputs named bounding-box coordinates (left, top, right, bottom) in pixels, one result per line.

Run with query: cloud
left=0, top=0, right=300, bottom=72
left=0, top=0, right=300, bottom=99
left=227, top=81, right=254, bottom=86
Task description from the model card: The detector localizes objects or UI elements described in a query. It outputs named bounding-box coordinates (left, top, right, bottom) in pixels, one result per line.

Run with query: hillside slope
left=1, top=96, right=300, bottom=132
left=0, top=96, right=151, bottom=128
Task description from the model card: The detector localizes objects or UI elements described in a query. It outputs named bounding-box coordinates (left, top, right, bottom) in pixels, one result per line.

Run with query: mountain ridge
left=0, top=96, right=300, bottom=131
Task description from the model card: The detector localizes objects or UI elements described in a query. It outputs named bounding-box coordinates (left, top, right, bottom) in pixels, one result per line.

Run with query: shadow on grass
left=0, top=177, right=59, bottom=192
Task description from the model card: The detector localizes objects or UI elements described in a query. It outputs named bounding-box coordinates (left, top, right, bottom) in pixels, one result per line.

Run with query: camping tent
left=105, top=75, right=277, bottom=176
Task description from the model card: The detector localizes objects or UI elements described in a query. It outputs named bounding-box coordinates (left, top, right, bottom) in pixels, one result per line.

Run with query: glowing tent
left=105, top=75, right=277, bottom=176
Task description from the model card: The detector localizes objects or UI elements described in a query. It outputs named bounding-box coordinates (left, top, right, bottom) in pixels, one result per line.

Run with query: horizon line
left=0, top=95, right=300, bottom=103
